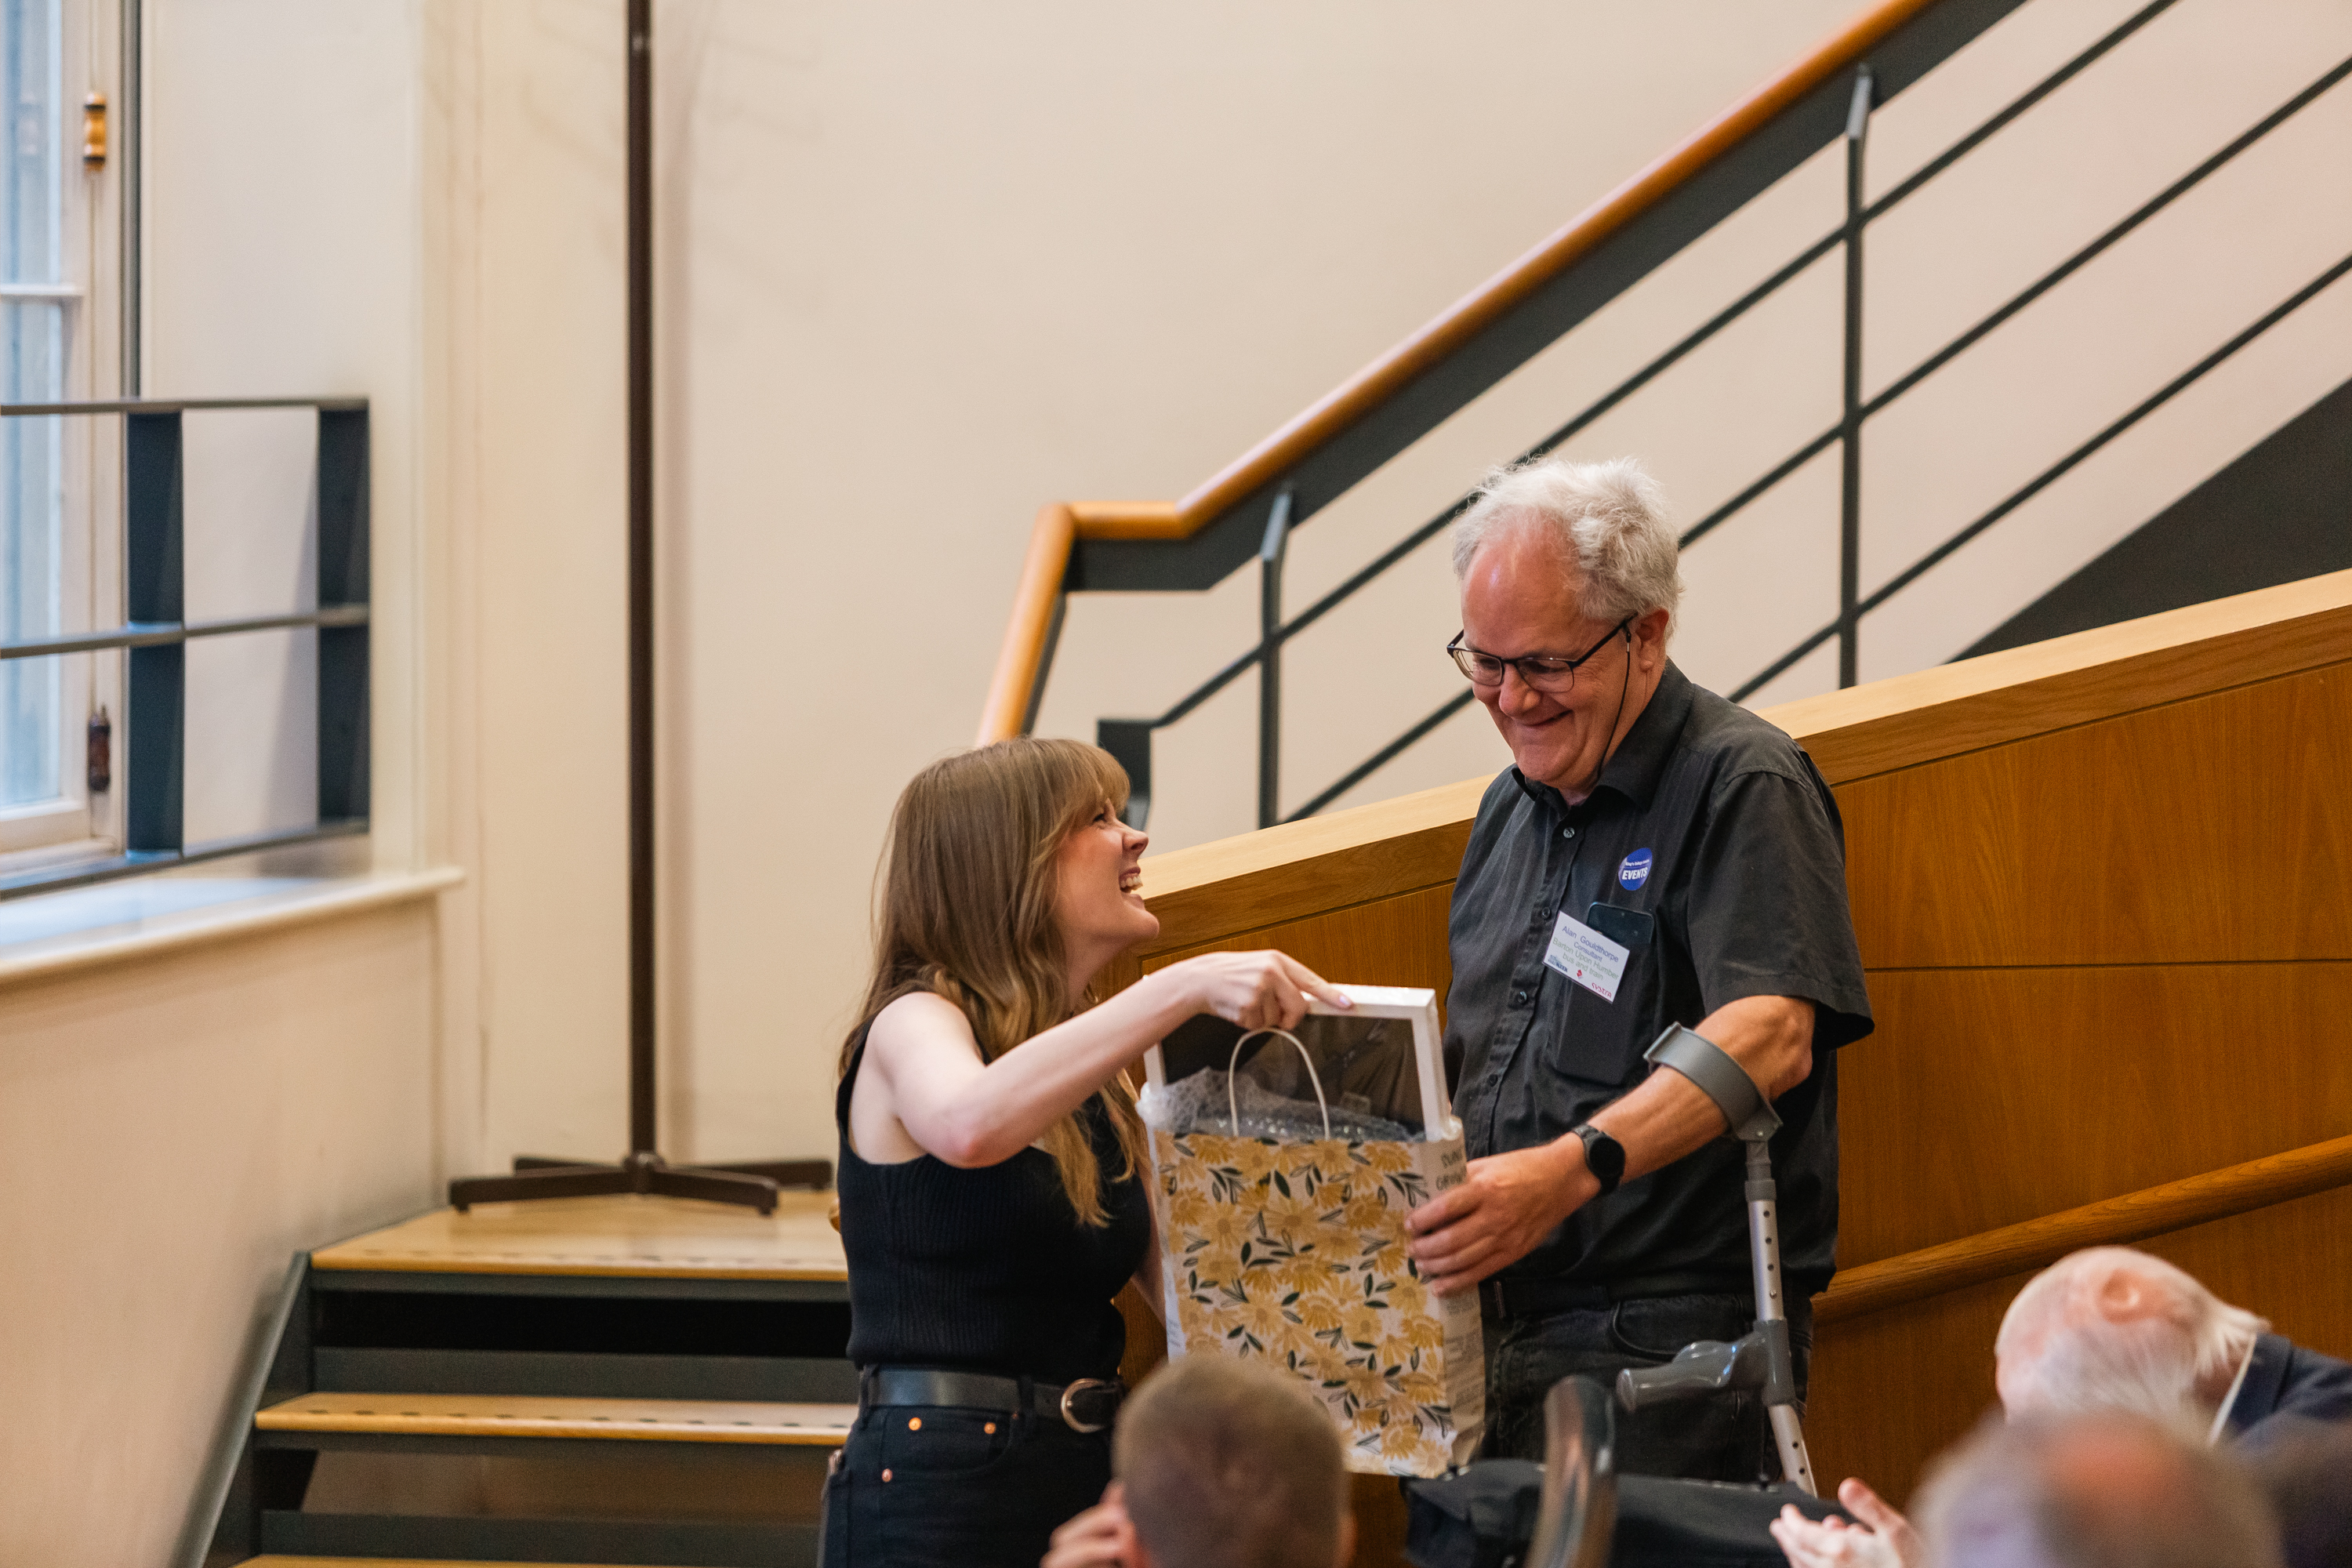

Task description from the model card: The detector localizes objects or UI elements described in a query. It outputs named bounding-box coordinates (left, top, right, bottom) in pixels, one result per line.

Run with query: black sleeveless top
left=837, top=1029, right=1151, bottom=1385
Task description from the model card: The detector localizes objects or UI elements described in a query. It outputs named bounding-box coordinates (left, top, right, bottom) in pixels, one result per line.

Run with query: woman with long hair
left=821, top=738, right=1345, bottom=1568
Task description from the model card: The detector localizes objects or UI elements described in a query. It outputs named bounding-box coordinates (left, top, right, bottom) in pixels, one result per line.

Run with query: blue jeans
left=1482, top=1291, right=1813, bottom=1481
left=819, top=1399, right=1112, bottom=1568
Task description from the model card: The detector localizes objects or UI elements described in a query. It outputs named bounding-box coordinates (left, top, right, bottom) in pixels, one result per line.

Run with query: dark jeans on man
left=1483, top=1291, right=1813, bottom=1481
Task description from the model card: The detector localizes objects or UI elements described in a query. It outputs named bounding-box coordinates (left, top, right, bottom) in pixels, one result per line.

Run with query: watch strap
left=1572, top=1122, right=1624, bottom=1196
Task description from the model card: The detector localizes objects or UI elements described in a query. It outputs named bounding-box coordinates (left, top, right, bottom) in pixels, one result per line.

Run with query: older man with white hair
left=1771, top=1247, right=2352, bottom=1568
left=1403, top=456, right=1874, bottom=1479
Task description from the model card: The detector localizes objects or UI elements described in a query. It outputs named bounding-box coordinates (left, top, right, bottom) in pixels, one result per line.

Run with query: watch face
left=1582, top=1127, right=1625, bottom=1185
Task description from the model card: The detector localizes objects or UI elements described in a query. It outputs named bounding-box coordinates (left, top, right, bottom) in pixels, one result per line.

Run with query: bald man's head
left=1994, top=1248, right=2266, bottom=1429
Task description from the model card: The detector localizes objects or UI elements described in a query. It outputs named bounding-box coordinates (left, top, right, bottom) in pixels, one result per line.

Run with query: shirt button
left=1560, top=826, right=1576, bottom=840
left=1512, top=989, right=1527, bottom=1005
left=1536, top=906, right=1551, bottom=920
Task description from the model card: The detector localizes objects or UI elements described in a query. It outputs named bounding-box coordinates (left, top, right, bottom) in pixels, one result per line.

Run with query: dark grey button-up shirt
left=1446, top=661, right=1872, bottom=1295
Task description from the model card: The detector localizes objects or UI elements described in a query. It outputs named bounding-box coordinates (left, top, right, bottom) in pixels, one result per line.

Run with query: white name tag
left=1544, top=911, right=1629, bottom=1002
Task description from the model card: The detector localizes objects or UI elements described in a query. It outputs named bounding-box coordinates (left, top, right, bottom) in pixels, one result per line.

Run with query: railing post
left=316, top=407, right=370, bottom=824
left=124, top=409, right=183, bottom=857
left=1838, top=65, right=1872, bottom=690
left=1257, top=487, right=1293, bottom=830
left=1098, top=718, right=1156, bottom=830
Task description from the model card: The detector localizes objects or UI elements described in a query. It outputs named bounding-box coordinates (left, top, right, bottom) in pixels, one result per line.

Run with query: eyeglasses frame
left=1446, top=616, right=1633, bottom=694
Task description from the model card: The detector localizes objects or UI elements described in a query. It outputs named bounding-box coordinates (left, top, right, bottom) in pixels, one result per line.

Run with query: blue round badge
left=1617, top=848, right=1653, bottom=890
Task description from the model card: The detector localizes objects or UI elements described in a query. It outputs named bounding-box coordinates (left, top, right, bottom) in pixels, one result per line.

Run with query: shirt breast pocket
left=1547, top=915, right=1660, bottom=1091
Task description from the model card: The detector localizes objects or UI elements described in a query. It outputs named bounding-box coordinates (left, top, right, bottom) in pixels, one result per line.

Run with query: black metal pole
left=626, top=0, right=657, bottom=1156
left=1838, top=66, right=1871, bottom=690
left=446, top=0, right=815, bottom=1210
left=1256, top=488, right=1291, bottom=830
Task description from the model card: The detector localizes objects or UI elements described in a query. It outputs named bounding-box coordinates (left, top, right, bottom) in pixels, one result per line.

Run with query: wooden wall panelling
left=1773, top=570, right=2352, bottom=786
left=1129, top=777, right=1481, bottom=953
left=1838, top=660, right=2352, bottom=968
left=1837, top=962, right=2352, bottom=1264
left=1134, top=884, right=1457, bottom=1004
left=1085, top=573, right=2352, bottom=1567
left=1820, top=1134, right=2352, bottom=1324
left=1807, top=1182, right=2352, bottom=1506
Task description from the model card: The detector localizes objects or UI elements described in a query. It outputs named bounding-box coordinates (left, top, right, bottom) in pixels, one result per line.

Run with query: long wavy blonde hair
left=841, top=738, right=1151, bottom=1225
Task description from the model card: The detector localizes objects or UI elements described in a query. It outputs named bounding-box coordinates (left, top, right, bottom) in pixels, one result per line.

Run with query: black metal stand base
left=448, top=1152, right=832, bottom=1215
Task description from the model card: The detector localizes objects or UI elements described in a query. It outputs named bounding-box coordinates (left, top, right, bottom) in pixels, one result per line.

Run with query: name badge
left=1544, top=910, right=1629, bottom=1002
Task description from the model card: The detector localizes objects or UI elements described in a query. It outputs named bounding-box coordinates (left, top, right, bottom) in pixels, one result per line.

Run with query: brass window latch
left=88, top=706, right=111, bottom=793
left=83, top=92, right=105, bottom=169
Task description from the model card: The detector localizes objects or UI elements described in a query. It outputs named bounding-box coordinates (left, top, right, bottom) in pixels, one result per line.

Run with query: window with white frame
left=1, top=0, right=111, bottom=862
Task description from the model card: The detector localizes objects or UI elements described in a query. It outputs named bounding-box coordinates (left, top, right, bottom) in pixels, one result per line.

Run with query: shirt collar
left=1508, top=661, right=1694, bottom=816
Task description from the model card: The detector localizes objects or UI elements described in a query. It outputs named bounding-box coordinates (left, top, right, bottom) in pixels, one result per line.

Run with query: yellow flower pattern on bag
left=1151, top=1125, right=1483, bottom=1476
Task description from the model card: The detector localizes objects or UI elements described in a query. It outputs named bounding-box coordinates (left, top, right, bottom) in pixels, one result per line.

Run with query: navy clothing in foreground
left=2227, top=1332, right=2352, bottom=1449
left=1446, top=662, right=1872, bottom=1298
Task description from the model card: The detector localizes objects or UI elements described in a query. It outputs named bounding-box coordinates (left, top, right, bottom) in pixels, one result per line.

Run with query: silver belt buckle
left=1058, top=1377, right=1117, bottom=1432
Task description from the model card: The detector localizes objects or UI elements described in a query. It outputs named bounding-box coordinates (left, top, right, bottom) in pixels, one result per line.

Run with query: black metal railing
left=0, top=397, right=371, bottom=898
left=1079, top=0, right=2350, bottom=830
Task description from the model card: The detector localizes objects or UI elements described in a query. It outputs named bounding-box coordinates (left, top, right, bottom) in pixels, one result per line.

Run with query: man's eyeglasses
left=1446, top=618, right=1631, bottom=695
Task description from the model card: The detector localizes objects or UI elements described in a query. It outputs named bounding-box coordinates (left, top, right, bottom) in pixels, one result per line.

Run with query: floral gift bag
left=1138, top=988, right=1486, bottom=1476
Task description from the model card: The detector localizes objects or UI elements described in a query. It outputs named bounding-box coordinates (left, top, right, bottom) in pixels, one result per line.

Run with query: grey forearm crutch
left=1611, top=1023, right=1817, bottom=1495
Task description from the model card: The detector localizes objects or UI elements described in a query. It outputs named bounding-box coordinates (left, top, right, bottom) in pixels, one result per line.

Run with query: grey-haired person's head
left=1450, top=455, right=1683, bottom=632
left=1994, top=1247, right=2267, bottom=1432
left=1915, top=1410, right=2281, bottom=1568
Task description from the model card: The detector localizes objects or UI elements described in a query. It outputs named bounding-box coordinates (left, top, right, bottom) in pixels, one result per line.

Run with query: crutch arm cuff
left=1643, top=1024, right=1782, bottom=1142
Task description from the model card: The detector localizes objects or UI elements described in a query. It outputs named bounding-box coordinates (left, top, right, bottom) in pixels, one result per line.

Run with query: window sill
left=0, top=864, right=465, bottom=991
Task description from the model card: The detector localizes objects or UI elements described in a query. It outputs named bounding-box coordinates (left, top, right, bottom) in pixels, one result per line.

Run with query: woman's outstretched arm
left=860, top=951, right=1347, bottom=1169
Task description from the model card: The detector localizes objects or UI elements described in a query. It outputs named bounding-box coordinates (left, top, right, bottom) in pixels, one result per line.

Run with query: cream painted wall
left=0, top=908, right=441, bottom=1565
left=3, top=2, right=2344, bottom=1555
left=1036, top=0, right=2352, bottom=841
left=0, top=5, right=460, bottom=1563
left=645, top=0, right=2352, bottom=1167
left=649, top=0, right=1895, bottom=1164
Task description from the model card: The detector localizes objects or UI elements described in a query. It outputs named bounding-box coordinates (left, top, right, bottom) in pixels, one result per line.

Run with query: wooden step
left=310, top=1192, right=846, bottom=1281
left=244, top=1559, right=702, bottom=1567
left=258, top=1392, right=855, bottom=1445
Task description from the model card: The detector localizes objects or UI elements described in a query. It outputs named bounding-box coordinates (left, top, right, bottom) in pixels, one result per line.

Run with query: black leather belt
left=865, top=1367, right=1124, bottom=1434
left=1479, top=1278, right=1614, bottom=1319
left=1479, top=1273, right=1766, bottom=1320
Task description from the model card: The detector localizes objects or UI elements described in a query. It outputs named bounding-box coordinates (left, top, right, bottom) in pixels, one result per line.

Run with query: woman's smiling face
left=1054, top=802, right=1157, bottom=967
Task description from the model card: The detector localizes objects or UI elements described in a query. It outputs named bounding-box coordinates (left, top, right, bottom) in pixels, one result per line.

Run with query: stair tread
left=258, top=1391, right=855, bottom=1445
left=311, top=1192, right=846, bottom=1281
left=245, top=1560, right=702, bottom=1567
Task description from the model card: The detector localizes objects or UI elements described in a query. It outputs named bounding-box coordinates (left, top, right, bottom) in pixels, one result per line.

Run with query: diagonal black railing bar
left=1679, top=426, right=1846, bottom=550
left=1288, top=690, right=1479, bottom=824
left=1682, top=49, right=2351, bottom=556
left=1860, top=0, right=2180, bottom=226
left=1224, top=0, right=2205, bottom=682
left=1123, top=5, right=2207, bottom=749
left=1136, top=231, right=1857, bottom=734
left=1729, top=248, right=2352, bottom=704
left=1105, top=13, right=2349, bottom=829
left=1860, top=52, right=2352, bottom=419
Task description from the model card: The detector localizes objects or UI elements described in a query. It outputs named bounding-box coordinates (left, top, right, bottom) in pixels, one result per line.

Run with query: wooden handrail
left=976, top=505, right=1077, bottom=745
left=1814, top=1132, right=2352, bottom=1325
left=977, top=0, right=1944, bottom=744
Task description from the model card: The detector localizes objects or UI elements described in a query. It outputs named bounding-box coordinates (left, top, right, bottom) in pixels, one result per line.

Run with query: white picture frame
left=1143, top=982, right=1450, bottom=1141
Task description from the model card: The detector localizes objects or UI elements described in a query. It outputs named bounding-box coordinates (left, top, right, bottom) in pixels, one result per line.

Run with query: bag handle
left=1226, top=1027, right=1333, bottom=1140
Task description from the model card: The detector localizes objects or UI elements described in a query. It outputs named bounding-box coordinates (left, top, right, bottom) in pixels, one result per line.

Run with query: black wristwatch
left=1570, top=1123, right=1625, bottom=1196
